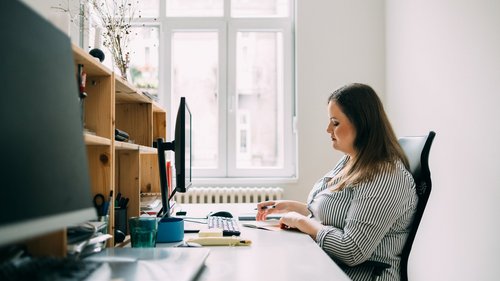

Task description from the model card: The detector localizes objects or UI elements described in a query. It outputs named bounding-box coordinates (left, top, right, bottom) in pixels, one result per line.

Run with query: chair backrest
left=398, top=131, right=436, bottom=281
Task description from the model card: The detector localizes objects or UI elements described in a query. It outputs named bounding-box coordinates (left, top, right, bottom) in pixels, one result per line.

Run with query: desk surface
left=165, top=203, right=351, bottom=281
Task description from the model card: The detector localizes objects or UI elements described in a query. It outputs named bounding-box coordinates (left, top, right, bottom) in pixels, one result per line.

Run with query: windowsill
left=192, top=177, right=298, bottom=186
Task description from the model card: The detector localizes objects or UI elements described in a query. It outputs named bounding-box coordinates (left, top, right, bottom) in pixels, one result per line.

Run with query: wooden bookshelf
left=74, top=45, right=167, bottom=244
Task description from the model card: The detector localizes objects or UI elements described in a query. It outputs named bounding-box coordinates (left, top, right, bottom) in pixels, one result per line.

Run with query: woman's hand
left=256, top=200, right=310, bottom=221
left=279, top=212, right=323, bottom=239
left=256, top=200, right=287, bottom=221
left=279, top=211, right=305, bottom=229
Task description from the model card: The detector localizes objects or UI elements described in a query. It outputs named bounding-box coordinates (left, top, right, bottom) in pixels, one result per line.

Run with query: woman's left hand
left=279, top=212, right=323, bottom=239
left=279, top=211, right=307, bottom=229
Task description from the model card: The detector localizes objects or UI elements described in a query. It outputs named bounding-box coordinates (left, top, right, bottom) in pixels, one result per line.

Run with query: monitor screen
left=156, top=97, right=192, bottom=217
left=0, top=1, right=96, bottom=247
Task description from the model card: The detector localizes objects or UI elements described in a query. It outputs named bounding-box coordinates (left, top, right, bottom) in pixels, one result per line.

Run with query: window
left=132, top=0, right=295, bottom=180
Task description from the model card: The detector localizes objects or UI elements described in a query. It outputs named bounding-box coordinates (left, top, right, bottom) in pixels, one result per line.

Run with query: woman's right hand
left=256, top=200, right=301, bottom=221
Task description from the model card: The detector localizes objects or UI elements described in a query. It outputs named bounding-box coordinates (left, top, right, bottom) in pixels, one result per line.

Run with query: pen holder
left=156, top=217, right=184, bottom=243
left=114, top=207, right=128, bottom=235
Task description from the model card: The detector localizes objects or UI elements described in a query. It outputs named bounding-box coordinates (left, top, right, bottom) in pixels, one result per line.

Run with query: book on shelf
left=166, top=160, right=172, bottom=197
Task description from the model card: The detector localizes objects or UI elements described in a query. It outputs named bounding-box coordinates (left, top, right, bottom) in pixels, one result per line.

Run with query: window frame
left=227, top=18, right=295, bottom=178
left=134, top=0, right=296, bottom=182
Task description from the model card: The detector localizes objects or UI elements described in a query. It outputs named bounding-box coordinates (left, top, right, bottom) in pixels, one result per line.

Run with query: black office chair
left=365, top=131, right=436, bottom=281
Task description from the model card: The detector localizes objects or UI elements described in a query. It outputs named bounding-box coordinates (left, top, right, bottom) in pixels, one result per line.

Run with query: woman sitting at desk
left=257, top=83, right=417, bottom=281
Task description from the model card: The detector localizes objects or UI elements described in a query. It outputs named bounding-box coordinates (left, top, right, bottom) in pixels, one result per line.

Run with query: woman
left=257, top=83, right=417, bottom=281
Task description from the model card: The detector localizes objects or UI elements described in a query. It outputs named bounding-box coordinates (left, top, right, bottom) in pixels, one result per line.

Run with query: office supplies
left=186, top=236, right=251, bottom=246
left=115, top=128, right=130, bottom=140
left=86, top=248, right=210, bottom=281
left=67, top=233, right=112, bottom=254
left=121, top=198, right=129, bottom=209
left=198, top=229, right=223, bottom=237
left=115, top=192, right=122, bottom=205
left=140, top=195, right=162, bottom=210
left=242, top=220, right=282, bottom=231
left=238, top=212, right=283, bottom=221
left=114, top=207, right=127, bottom=235
left=93, top=194, right=106, bottom=217
left=208, top=210, right=233, bottom=218
left=67, top=225, right=96, bottom=245
left=102, top=191, right=113, bottom=216
left=256, top=205, right=276, bottom=210
left=207, top=216, right=241, bottom=236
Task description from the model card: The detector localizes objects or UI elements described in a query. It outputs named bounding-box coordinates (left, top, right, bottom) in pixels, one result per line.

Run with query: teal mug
left=129, top=217, right=158, bottom=248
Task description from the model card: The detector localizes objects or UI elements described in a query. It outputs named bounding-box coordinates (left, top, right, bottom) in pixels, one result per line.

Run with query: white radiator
left=174, top=187, right=284, bottom=204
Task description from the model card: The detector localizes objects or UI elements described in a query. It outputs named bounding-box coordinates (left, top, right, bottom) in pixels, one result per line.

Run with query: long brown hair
left=328, top=83, right=409, bottom=190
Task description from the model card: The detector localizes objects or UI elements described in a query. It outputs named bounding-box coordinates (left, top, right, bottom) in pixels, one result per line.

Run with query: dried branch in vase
left=89, top=0, right=139, bottom=80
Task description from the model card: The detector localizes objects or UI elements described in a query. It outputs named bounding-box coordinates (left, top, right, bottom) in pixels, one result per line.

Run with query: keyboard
left=207, top=216, right=241, bottom=236
left=0, top=256, right=109, bottom=281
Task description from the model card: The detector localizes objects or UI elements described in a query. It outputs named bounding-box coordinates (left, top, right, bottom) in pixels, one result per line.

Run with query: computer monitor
left=0, top=1, right=96, bottom=247
left=155, top=97, right=192, bottom=217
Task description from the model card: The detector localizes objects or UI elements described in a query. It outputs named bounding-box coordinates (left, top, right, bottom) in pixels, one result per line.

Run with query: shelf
left=115, top=76, right=152, bottom=104
left=115, top=141, right=140, bottom=151
left=84, top=133, right=112, bottom=146
left=152, top=101, right=165, bottom=112
left=139, top=146, right=158, bottom=153
left=114, top=141, right=158, bottom=154
left=72, top=44, right=111, bottom=76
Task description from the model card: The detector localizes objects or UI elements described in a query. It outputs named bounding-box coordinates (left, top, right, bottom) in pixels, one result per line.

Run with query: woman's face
left=326, top=101, right=357, bottom=157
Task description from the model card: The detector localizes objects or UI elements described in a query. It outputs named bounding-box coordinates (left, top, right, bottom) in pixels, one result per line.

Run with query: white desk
left=167, top=203, right=351, bottom=281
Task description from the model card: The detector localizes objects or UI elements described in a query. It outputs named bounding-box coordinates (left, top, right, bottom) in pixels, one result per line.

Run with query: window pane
left=171, top=32, right=219, bottom=168
left=129, top=26, right=159, bottom=100
left=137, top=0, right=159, bottom=18
left=235, top=31, right=284, bottom=169
left=166, top=0, right=223, bottom=17
left=231, top=0, right=289, bottom=17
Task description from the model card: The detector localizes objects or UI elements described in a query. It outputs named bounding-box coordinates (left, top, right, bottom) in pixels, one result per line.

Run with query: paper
left=140, top=195, right=161, bottom=210
left=242, top=220, right=282, bottom=231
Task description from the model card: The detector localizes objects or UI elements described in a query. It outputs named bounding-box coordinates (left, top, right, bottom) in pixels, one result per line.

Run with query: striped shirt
left=307, top=155, right=417, bottom=281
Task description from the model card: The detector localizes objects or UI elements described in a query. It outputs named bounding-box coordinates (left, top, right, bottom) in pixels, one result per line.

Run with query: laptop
left=86, top=247, right=209, bottom=281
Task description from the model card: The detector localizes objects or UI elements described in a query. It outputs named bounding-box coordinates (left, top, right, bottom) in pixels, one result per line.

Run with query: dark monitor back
left=0, top=0, right=96, bottom=246
left=174, top=97, right=192, bottom=193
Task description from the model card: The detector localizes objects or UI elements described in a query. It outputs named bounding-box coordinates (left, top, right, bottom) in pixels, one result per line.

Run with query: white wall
left=296, top=1, right=500, bottom=280
left=386, top=1, right=500, bottom=280
left=21, top=0, right=82, bottom=46
left=287, top=0, right=386, bottom=201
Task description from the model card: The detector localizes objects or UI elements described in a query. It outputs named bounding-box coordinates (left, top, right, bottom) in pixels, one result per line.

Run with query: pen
left=255, top=205, right=276, bottom=210
left=115, top=192, right=122, bottom=205
left=103, top=190, right=113, bottom=216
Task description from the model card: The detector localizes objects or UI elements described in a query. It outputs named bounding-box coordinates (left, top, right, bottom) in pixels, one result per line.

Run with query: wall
left=385, top=1, right=500, bottom=280
left=287, top=0, right=386, bottom=200
left=21, top=0, right=82, bottom=46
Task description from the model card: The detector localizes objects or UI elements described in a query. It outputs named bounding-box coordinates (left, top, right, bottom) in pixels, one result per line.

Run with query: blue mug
left=156, top=217, right=184, bottom=243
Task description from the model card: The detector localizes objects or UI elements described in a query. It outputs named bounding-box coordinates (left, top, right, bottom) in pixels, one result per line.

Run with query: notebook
left=86, top=247, right=209, bottom=281
left=238, top=212, right=283, bottom=221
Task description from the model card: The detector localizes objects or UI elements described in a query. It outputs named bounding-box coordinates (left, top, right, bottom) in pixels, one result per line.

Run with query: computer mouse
left=208, top=211, right=234, bottom=218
